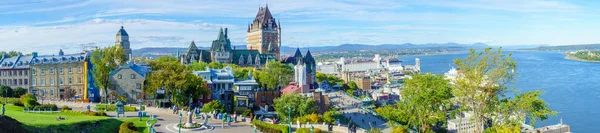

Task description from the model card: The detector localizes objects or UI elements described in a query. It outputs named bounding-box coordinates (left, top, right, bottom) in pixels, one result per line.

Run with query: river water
left=397, top=51, right=598, bottom=132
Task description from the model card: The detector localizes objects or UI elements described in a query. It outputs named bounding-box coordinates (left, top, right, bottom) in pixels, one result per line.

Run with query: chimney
left=32, top=52, right=38, bottom=57
left=224, top=28, right=228, bottom=37
left=58, top=49, right=64, bottom=56
left=233, top=46, right=236, bottom=50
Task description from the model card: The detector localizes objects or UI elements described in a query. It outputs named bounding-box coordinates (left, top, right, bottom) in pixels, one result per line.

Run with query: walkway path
left=45, top=100, right=254, bottom=133
left=325, top=91, right=391, bottom=133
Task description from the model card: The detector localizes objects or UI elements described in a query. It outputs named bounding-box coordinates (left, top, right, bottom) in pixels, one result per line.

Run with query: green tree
left=0, top=85, right=13, bottom=97
left=20, top=93, right=38, bottom=107
left=273, top=93, right=317, bottom=122
left=208, top=61, right=225, bottom=69
left=144, top=56, right=192, bottom=106
left=188, top=62, right=209, bottom=71
left=323, top=110, right=339, bottom=124
left=90, top=46, right=126, bottom=104
left=0, top=51, right=22, bottom=57
left=397, top=73, right=452, bottom=132
left=347, top=81, right=358, bottom=90
left=12, top=87, right=27, bottom=97
left=316, top=72, right=327, bottom=83
left=201, top=100, right=225, bottom=113
left=452, top=48, right=556, bottom=132
left=255, top=61, right=293, bottom=90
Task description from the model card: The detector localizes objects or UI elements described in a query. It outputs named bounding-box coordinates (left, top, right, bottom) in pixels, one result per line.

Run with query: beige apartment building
left=30, top=50, right=88, bottom=100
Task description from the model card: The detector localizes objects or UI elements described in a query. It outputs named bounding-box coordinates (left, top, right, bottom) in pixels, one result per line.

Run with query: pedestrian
left=1, top=104, right=5, bottom=117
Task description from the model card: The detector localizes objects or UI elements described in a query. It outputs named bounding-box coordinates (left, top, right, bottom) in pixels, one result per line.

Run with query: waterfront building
left=180, top=28, right=276, bottom=67
left=115, top=26, right=132, bottom=61
left=0, top=53, right=34, bottom=92
left=247, top=5, right=281, bottom=59
left=30, top=50, right=88, bottom=101
left=109, top=61, right=150, bottom=103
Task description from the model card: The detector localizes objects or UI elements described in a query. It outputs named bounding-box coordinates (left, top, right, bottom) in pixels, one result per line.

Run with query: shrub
left=20, top=94, right=39, bottom=107
left=59, top=110, right=107, bottom=116
left=297, top=128, right=322, bottom=133
left=323, top=110, right=338, bottom=123
left=242, top=109, right=252, bottom=117
left=31, top=104, right=58, bottom=111
left=119, top=121, right=139, bottom=133
left=13, top=101, right=23, bottom=106
left=61, top=105, right=71, bottom=110
left=96, top=104, right=137, bottom=112
left=307, top=113, right=322, bottom=124
left=252, top=120, right=289, bottom=133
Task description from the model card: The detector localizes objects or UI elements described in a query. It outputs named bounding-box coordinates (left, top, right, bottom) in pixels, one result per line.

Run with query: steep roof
left=31, top=52, right=87, bottom=65
left=254, top=6, right=274, bottom=25
left=0, top=55, right=34, bottom=69
left=116, top=26, right=128, bottom=36
left=304, top=50, right=315, bottom=63
left=110, top=62, right=151, bottom=78
left=211, top=28, right=232, bottom=52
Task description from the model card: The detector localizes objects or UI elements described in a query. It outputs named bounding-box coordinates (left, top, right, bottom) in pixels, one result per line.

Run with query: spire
left=217, top=27, right=224, bottom=40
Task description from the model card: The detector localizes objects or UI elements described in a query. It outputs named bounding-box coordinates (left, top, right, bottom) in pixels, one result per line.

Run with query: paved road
left=325, top=91, right=391, bottom=133
left=46, top=100, right=254, bottom=133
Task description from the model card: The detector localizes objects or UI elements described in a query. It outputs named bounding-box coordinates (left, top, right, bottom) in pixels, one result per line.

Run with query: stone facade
left=284, top=48, right=317, bottom=89
left=109, top=61, right=150, bottom=103
left=0, top=54, right=34, bottom=91
left=247, top=5, right=281, bottom=59
left=30, top=50, right=88, bottom=101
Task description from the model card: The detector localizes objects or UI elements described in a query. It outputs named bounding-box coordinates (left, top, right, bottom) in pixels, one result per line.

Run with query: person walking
left=1, top=104, right=5, bottom=117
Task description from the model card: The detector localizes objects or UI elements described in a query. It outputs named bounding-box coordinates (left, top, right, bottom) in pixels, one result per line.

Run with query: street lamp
left=178, top=111, right=182, bottom=133
left=287, top=105, right=292, bottom=133
left=138, top=98, right=143, bottom=121
left=105, top=63, right=109, bottom=112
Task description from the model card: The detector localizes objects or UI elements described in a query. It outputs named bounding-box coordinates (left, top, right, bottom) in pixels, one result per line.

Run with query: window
left=68, top=77, right=72, bottom=85
left=59, top=78, right=64, bottom=85
left=18, top=79, right=22, bottom=86
left=32, top=69, right=36, bottom=75
left=49, top=67, right=54, bottom=74
left=50, top=89, right=54, bottom=96
left=118, top=74, right=122, bottom=79
left=24, top=70, right=27, bottom=75
left=78, top=66, right=82, bottom=73
left=68, top=66, right=72, bottom=74
left=41, top=68, right=45, bottom=75
left=50, top=78, right=54, bottom=85
left=19, top=70, right=22, bottom=76
left=78, top=76, right=82, bottom=84
left=136, top=83, right=141, bottom=89
left=32, top=78, right=36, bottom=86
left=59, top=67, right=63, bottom=74
left=8, top=70, right=12, bottom=76
left=131, top=74, right=136, bottom=79
left=41, top=78, right=45, bottom=85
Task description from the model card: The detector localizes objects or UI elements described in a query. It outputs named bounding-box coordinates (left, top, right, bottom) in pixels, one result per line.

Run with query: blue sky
left=0, top=0, right=599, bottom=54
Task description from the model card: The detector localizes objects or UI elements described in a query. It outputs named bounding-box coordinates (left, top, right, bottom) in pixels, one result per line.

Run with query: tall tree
left=0, top=85, right=13, bottom=97
left=144, top=56, right=207, bottom=107
left=91, top=46, right=126, bottom=104
left=208, top=61, right=225, bottom=69
left=255, top=61, right=293, bottom=90
left=273, top=93, right=317, bottom=122
left=452, top=48, right=555, bottom=132
left=397, top=73, right=452, bottom=132
left=12, top=87, right=27, bottom=97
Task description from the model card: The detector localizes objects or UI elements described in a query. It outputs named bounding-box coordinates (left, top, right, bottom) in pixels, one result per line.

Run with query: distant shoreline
left=564, top=54, right=600, bottom=63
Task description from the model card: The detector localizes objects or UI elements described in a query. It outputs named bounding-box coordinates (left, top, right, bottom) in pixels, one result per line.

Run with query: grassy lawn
left=4, top=104, right=156, bottom=133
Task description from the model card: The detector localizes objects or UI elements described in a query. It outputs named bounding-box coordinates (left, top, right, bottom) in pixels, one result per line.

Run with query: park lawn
left=5, top=104, right=110, bottom=126
left=5, top=104, right=156, bottom=133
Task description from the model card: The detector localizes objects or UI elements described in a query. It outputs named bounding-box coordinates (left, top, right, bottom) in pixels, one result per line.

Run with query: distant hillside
left=280, top=43, right=488, bottom=54
left=520, top=44, right=600, bottom=51
left=133, top=43, right=488, bottom=58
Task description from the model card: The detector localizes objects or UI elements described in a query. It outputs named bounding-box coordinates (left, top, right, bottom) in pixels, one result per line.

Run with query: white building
left=447, top=112, right=482, bottom=133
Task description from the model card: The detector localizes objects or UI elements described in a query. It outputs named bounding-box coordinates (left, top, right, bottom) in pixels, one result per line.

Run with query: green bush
left=297, top=128, right=322, bottom=133
left=96, top=104, right=137, bottom=112
left=118, top=121, right=139, bottom=133
left=60, top=110, right=108, bottom=116
left=61, top=105, right=71, bottom=110
left=30, top=104, right=58, bottom=110
left=242, top=109, right=252, bottom=116
left=20, top=94, right=39, bottom=107
left=252, top=120, right=289, bottom=133
left=13, top=101, right=23, bottom=106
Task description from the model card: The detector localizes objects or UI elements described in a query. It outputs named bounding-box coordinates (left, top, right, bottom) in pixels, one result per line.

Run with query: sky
left=1, top=0, right=599, bottom=54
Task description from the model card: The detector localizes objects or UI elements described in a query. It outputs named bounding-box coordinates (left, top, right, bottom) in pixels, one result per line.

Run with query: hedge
left=96, top=104, right=137, bottom=112
left=296, top=128, right=322, bottom=133
left=60, top=110, right=108, bottom=116
left=28, top=104, right=58, bottom=111
left=61, top=105, right=71, bottom=111
left=119, top=121, right=139, bottom=133
left=252, top=120, right=289, bottom=133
